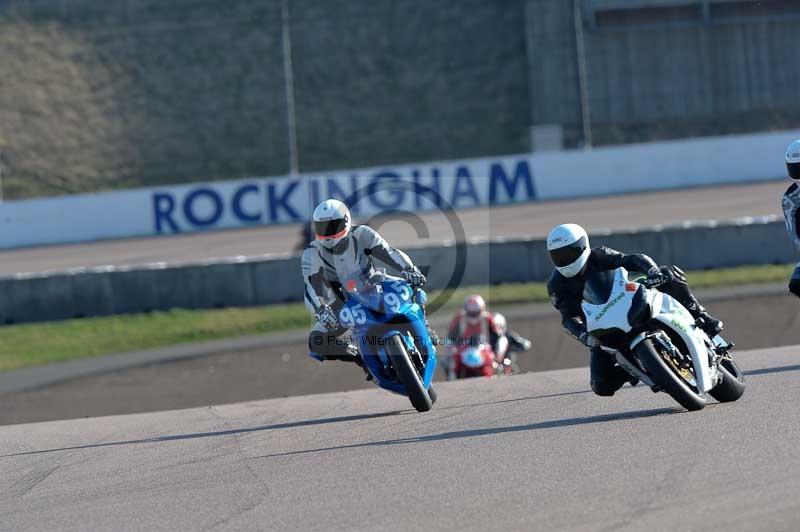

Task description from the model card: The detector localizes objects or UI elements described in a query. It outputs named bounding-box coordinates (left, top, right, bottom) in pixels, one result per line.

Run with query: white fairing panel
left=581, top=267, right=715, bottom=393
left=650, top=293, right=715, bottom=393
left=582, top=268, right=638, bottom=334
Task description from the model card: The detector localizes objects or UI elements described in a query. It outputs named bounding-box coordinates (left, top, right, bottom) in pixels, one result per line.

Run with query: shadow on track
left=744, top=364, right=800, bottom=377
left=253, top=406, right=679, bottom=460
left=436, top=389, right=595, bottom=411
left=0, top=410, right=404, bottom=458
left=0, top=390, right=595, bottom=458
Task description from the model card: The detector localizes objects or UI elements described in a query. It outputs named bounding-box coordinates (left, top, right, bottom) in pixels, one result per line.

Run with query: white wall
left=1, top=129, right=796, bottom=249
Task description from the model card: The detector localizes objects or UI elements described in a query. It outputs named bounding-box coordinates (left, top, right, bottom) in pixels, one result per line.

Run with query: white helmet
left=313, top=199, right=352, bottom=251
left=786, top=140, right=800, bottom=180
left=547, top=223, right=590, bottom=278
left=493, top=312, right=508, bottom=335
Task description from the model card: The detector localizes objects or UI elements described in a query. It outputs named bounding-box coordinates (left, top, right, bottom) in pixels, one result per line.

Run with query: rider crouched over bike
left=546, top=223, right=723, bottom=397
left=302, top=199, right=438, bottom=372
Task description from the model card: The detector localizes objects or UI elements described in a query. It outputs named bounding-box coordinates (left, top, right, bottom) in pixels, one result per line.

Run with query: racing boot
left=342, top=341, right=373, bottom=381
left=683, top=296, right=723, bottom=337
left=352, top=353, right=373, bottom=381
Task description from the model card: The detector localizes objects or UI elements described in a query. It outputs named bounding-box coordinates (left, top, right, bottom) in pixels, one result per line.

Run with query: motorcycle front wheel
left=386, top=335, right=433, bottom=413
left=709, top=358, right=746, bottom=403
left=635, top=338, right=706, bottom=412
left=428, top=385, right=438, bottom=405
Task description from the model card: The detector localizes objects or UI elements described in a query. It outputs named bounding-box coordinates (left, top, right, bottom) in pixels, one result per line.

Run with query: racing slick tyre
left=635, top=338, right=706, bottom=412
left=387, top=335, right=433, bottom=413
left=428, top=385, right=438, bottom=405
left=709, top=358, right=746, bottom=403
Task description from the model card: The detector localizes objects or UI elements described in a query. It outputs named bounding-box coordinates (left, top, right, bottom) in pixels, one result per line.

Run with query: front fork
left=707, top=334, right=734, bottom=387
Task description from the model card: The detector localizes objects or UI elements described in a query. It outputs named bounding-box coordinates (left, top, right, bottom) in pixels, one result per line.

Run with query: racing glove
left=646, top=266, right=670, bottom=287
left=402, top=267, right=427, bottom=288
left=316, top=304, right=339, bottom=331
left=578, top=332, right=601, bottom=348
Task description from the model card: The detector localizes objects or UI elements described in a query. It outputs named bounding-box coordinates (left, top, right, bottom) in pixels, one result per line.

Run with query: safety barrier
left=0, top=217, right=793, bottom=324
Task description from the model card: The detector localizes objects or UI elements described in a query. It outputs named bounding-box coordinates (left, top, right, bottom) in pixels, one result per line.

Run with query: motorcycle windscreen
left=582, top=269, right=616, bottom=305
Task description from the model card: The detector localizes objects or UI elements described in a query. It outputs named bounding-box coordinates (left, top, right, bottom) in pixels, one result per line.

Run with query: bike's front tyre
left=635, top=338, right=706, bottom=412
left=709, top=358, right=746, bottom=403
left=386, top=335, right=433, bottom=413
left=428, top=385, right=438, bottom=405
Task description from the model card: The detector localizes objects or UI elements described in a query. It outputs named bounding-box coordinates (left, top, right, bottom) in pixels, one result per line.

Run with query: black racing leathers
left=548, top=246, right=719, bottom=397
left=547, top=247, right=658, bottom=341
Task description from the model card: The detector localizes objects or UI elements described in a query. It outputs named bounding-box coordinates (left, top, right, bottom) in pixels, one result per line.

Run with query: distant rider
left=546, top=223, right=723, bottom=397
left=492, top=312, right=532, bottom=359
left=445, top=295, right=506, bottom=380
left=782, top=139, right=800, bottom=298
left=302, top=199, right=437, bottom=368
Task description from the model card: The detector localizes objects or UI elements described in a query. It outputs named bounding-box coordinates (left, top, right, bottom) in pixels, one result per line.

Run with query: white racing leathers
left=782, top=183, right=800, bottom=296
left=302, top=225, right=416, bottom=346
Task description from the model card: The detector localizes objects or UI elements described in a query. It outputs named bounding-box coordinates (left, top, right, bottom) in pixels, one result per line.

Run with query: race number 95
left=384, top=282, right=411, bottom=313
left=339, top=304, right=367, bottom=328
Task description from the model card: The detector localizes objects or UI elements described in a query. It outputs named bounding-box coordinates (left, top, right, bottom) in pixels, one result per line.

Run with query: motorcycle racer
left=546, top=223, right=723, bottom=397
left=492, top=312, right=531, bottom=375
left=302, top=199, right=437, bottom=367
left=492, top=312, right=532, bottom=359
left=444, top=295, right=505, bottom=379
left=782, top=139, right=800, bottom=298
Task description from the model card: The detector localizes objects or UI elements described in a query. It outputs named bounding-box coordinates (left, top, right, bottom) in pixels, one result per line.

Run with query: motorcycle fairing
left=340, top=277, right=437, bottom=395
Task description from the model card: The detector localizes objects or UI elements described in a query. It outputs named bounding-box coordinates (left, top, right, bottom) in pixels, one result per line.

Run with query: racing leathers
left=302, top=224, right=428, bottom=362
left=445, top=311, right=505, bottom=380
left=547, top=247, right=722, bottom=397
left=781, top=183, right=800, bottom=297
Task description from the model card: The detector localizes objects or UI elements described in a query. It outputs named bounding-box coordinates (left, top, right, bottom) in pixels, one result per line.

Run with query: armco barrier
left=0, top=218, right=793, bottom=325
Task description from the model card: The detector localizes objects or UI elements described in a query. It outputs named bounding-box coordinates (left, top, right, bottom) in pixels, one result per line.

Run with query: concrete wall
left=3, top=0, right=799, bottom=198
left=3, top=130, right=796, bottom=249
left=0, top=217, right=793, bottom=325
left=526, top=0, right=800, bottom=146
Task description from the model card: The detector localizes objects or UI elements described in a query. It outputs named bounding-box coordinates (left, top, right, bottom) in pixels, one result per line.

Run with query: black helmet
left=787, top=140, right=800, bottom=180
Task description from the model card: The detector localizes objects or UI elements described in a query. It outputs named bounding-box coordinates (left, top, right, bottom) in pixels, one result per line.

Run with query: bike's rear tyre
left=709, top=358, right=746, bottom=403
left=635, top=339, right=706, bottom=412
left=386, top=335, right=433, bottom=413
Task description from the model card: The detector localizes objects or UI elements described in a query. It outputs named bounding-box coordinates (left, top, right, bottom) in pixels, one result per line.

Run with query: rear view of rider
left=446, top=296, right=501, bottom=372
left=492, top=312, right=532, bottom=357
left=447, top=296, right=506, bottom=354
left=546, top=223, right=723, bottom=397
left=783, top=139, right=800, bottom=298
left=302, top=199, right=435, bottom=367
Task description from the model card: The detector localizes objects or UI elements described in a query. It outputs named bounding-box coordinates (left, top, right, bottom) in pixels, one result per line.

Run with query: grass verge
left=0, top=263, right=792, bottom=372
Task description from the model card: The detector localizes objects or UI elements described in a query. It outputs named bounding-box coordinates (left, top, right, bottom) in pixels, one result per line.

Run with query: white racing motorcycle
left=582, top=267, right=745, bottom=411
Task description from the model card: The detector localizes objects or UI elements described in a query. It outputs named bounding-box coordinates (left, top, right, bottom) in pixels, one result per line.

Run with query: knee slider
left=591, top=380, right=618, bottom=397
left=789, top=277, right=800, bottom=298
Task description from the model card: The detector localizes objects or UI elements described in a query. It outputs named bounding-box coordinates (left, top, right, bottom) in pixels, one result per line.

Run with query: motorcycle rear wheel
left=386, top=335, right=433, bottom=413
left=635, top=338, right=706, bottom=412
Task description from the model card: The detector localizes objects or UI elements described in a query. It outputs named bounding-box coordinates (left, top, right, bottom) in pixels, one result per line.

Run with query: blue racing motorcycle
left=338, top=272, right=438, bottom=412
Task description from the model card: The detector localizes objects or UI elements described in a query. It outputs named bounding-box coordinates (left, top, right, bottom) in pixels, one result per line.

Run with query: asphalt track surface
left=1, top=346, right=799, bottom=532
left=0, top=181, right=785, bottom=276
